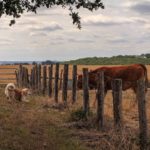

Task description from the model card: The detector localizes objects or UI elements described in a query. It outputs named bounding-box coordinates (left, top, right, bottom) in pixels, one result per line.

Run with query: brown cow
left=77, top=64, right=148, bottom=105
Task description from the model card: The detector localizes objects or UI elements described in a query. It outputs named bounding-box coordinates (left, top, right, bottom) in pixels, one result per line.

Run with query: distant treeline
left=64, top=54, right=150, bottom=65
left=1, top=54, right=150, bottom=66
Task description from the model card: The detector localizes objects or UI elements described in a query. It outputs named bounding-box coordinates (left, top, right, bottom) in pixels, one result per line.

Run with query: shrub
left=68, top=107, right=93, bottom=122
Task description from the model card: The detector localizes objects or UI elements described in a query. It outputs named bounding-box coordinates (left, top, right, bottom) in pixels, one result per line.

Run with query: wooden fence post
left=38, top=64, right=41, bottom=93
left=112, top=79, right=122, bottom=128
left=23, top=67, right=28, bottom=88
left=54, top=63, right=59, bottom=103
left=30, top=68, right=34, bottom=89
left=35, top=64, right=38, bottom=90
left=18, top=64, right=23, bottom=87
left=15, top=70, right=19, bottom=87
left=82, top=68, right=89, bottom=118
left=33, top=66, right=36, bottom=89
left=48, top=64, right=53, bottom=97
left=96, top=71, right=105, bottom=130
left=59, top=69, right=63, bottom=90
left=72, top=65, right=77, bottom=104
left=137, top=79, right=147, bottom=150
left=26, top=68, right=29, bottom=87
left=24, top=67, right=29, bottom=88
left=62, top=64, right=69, bottom=105
left=22, top=67, right=25, bottom=87
left=42, top=65, right=47, bottom=95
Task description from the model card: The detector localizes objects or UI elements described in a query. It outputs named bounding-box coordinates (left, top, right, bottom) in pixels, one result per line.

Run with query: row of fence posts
left=16, top=65, right=29, bottom=88
left=16, top=64, right=148, bottom=150
left=16, top=64, right=78, bottom=104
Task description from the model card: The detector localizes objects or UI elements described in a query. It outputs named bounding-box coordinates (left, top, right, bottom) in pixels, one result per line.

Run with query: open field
left=0, top=64, right=150, bottom=149
left=0, top=64, right=150, bottom=83
left=0, top=86, right=150, bottom=149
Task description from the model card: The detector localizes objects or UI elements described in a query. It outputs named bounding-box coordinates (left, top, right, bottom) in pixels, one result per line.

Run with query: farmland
left=0, top=64, right=150, bottom=149
left=0, top=64, right=150, bottom=83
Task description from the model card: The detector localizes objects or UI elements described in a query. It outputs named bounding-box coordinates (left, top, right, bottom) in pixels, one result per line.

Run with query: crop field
left=0, top=64, right=150, bottom=150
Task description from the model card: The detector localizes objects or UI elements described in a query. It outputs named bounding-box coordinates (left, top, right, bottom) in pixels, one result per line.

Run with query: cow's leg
left=131, top=87, right=138, bottom=107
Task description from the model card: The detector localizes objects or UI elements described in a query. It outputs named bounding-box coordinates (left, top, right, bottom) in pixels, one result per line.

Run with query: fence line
left=137, top=79, right=148, bottom=149
left=82, top=68, right=89, bottom=118
left=48, top=65, right=53, bottom=97
left=72, top=65, right=77, bottom=104
left=112, top=79, right=122, bottom=128
left=96, top=71, right=105, bottom=130
left=62, top=64, right=69, bottom=105
left=54, top=63, right=59, bottom=103
left=15, top=64, right=148, bottom=149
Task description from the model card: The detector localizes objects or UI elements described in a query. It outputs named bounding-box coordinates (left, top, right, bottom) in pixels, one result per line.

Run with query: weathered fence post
left=33, top=66, right=36, bottom=89
left=54, top=63, right=59, bottom=103
left=96, top=71, right=105, bottom=130
left=112, top=79, right=122, bottom=128
left=18, top=64, right=23, bottom=87
left=38, top=64, right=41, bottom=93
left=59, top=69, right=63, bottom=90
left=42, top=65, right=47, bottom=95
left=24, top=67, right=29, bottom=87
left=62, top=64, right=69, bottom=105
left=15, top=69, right=19, bottom=87
left=30, top=68, right=34, bottom=89
left=22, top=67, right=28, bottom=88
left=137, top=79, right=147, bottom=150
left=22, top=67, right=25, bottom=87
left=72, top=65, right=77, bottom=104
left=48, top=64, right=53, bottom=97
left=82, top=68, right=89, bottom=118
left=26, top=68, right=30, bottom=87
left=35, top=64, right=38, bottom=90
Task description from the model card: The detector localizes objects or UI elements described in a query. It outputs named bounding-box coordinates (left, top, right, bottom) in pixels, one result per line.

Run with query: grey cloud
left=83, top=20, right=124, bottom=26
left=83, top=16, right=148, bottom=27
left=30, top=24, right=63, bottom=32
left=82, top=16, right=134, bottom=26
left=136, top=34, right=150, bottom=43
left=0, top=26, right=10, bottom=30
left=0, top=39, right=13, bottom=45
left=50, top=41, right=64, bottom=45
left=24, top=7, right=68, bottom=17
left=17, top=20, right=39, bottom=26
left=67, top=38, right=94, bottom=43
left=130, top=1, right=150, bottom=15
left=107, top=38, right=129, bottom=44
left=30, top=32, right=48, bottom=37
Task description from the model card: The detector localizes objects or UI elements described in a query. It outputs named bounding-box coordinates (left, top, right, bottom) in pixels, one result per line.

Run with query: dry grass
left=0, top=86, right=87, bottom=150
left=64, top=89, right=150, bottom=150
left=0, top=87, right=150, bottom=149
left=0, top=64, right=150, bottom=150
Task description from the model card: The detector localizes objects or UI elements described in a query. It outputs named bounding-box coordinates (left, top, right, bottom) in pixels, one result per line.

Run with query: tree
left=0, top=0, right=104, bottom=29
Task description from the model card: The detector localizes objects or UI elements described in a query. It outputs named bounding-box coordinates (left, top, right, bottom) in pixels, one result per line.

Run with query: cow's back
left=88, top=64, right=147, bottom=91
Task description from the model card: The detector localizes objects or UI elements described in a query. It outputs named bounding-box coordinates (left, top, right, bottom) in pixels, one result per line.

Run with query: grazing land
left=0, top=64, right=150, bottom=150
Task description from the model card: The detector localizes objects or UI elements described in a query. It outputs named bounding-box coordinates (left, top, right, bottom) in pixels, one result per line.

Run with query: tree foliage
left=0, top=0, right=104, bottom=28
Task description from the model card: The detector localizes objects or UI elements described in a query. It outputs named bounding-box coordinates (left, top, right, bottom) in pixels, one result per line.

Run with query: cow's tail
left=139, top=64, right=149, bottom=92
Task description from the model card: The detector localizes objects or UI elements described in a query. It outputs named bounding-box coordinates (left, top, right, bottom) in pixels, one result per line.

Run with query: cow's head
left=77, top=71, right=98, bottom=90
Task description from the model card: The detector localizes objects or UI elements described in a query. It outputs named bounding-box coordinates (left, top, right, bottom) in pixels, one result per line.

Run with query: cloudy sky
left=0, top=0, right=150, bottom=61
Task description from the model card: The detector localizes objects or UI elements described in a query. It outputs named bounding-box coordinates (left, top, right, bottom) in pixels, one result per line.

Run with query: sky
left=0, top=0, right=150, bottom=61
